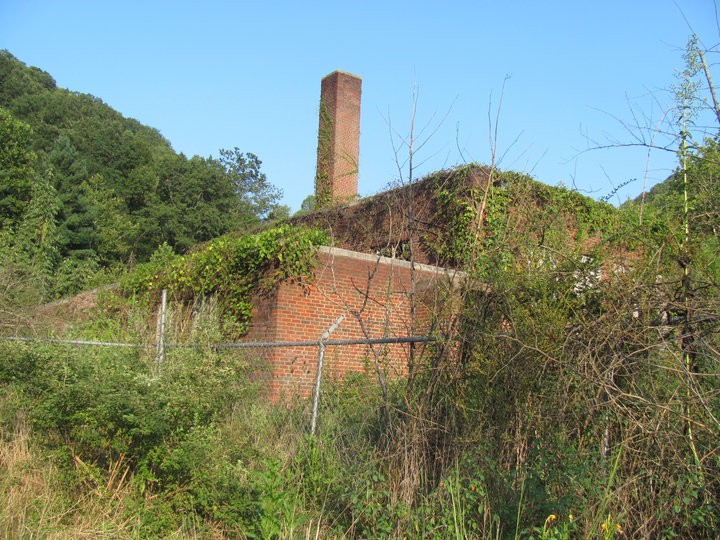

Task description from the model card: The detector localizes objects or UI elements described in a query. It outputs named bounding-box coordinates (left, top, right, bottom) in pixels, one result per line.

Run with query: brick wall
left=315, top=71, right=362, bottom=205
left=246, top=246, right=461, bottom=400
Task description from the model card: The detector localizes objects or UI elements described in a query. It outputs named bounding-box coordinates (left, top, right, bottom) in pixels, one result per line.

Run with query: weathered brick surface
left=315, top=71, right=362, bottom=204
left=245, top=246, right=459, bottom=400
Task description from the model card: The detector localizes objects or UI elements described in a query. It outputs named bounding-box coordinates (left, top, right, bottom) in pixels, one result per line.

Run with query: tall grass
left=0, top=410, right=143, bottom=538
left=1, top=265, right=717, bottom=538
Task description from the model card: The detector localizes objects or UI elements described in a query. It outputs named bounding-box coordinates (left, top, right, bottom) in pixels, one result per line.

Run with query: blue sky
left=1, top=1, right=718, bottom=211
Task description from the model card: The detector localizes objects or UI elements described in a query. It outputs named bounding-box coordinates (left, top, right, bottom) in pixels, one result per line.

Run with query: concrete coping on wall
left=318, top=245, right=467, bottom=282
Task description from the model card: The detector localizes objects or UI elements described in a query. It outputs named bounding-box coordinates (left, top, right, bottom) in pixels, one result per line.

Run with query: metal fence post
left=155, top=289, right=167, bottom=368
left=310, top=314, right=345, bottom=435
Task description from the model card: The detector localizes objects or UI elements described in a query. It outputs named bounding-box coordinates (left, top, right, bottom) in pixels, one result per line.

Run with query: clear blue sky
left=1, top=1, right=718, bottom=211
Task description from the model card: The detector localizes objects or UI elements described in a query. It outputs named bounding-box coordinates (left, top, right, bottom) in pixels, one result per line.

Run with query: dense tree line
left=0, top=50, right=283, bottom=298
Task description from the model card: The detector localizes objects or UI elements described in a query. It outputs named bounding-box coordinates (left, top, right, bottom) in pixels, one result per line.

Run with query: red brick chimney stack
left=315, top=70, right=361, bottom=207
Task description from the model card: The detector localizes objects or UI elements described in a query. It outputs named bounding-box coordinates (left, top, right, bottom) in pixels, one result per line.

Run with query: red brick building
left=241, top=71, right=471, bottom=399
left=243, top=70, right=614, bottom=399
left=246, top=246, right=461, bottom=399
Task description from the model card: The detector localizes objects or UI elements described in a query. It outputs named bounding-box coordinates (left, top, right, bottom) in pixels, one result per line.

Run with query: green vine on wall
left=121, top=225, right=328, bottom=335
left=427, top=165, right=511, bottom=268
left=315, top=100, right=334, bottom=208
left=427, top=164, right=619, bottom=273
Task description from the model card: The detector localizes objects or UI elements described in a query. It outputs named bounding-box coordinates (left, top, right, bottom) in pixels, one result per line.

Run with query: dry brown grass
left=0, top=411, right=142, bottom=539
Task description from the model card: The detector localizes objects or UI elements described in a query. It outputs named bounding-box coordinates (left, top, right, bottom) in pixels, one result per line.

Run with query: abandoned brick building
left=246, top=70, right=613, bottom=399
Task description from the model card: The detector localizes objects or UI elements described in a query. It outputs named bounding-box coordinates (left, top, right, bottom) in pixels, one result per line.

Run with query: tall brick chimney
left=315, top=70, right=361, bottom=207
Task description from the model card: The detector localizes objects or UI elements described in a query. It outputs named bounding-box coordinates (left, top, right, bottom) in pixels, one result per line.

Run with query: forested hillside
left=0, top=50, right=283, bottom=301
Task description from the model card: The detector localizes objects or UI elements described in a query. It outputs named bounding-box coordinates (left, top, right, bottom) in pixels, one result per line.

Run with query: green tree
left=84, top=173, right=138, bottom=263
left=44, top=134, right=96, bottom=258
left=0, top=167, right=60, bottom=311
left=297, top=194, right=316, bottom=215
left=134, top=154, right=241, bottom=256
left=0, top=50, right=55, bottom=106
left=266, top=204, right=291, bottom=221
left=0, top=107, right=35, bottom=228
left=217, top=148, right=281, bottom=222
left=15, top=169, right=60, bottom=278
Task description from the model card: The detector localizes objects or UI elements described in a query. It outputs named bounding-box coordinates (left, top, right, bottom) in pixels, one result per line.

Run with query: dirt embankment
left=32, top=285, right=116, bottom=331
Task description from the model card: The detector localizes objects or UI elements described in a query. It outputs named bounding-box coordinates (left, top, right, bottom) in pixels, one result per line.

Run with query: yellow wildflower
left=544, top=514, right=558, bottom=529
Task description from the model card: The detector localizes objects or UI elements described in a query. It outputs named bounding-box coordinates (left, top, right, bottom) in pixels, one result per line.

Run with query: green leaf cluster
left=122, top=225, right=328, bottom=334
left=428, top=164, right=618, bottom=272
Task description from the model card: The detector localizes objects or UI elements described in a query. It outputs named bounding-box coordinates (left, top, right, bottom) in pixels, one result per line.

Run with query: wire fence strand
left=1, top=335, right=435, bottom=349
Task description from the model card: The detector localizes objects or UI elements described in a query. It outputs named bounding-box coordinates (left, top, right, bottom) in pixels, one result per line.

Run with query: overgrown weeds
left=1, top=178, right=718, bottom=537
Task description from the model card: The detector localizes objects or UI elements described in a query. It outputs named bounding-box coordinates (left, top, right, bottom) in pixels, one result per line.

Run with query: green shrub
left=121, top=224, right=327, bottom=335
